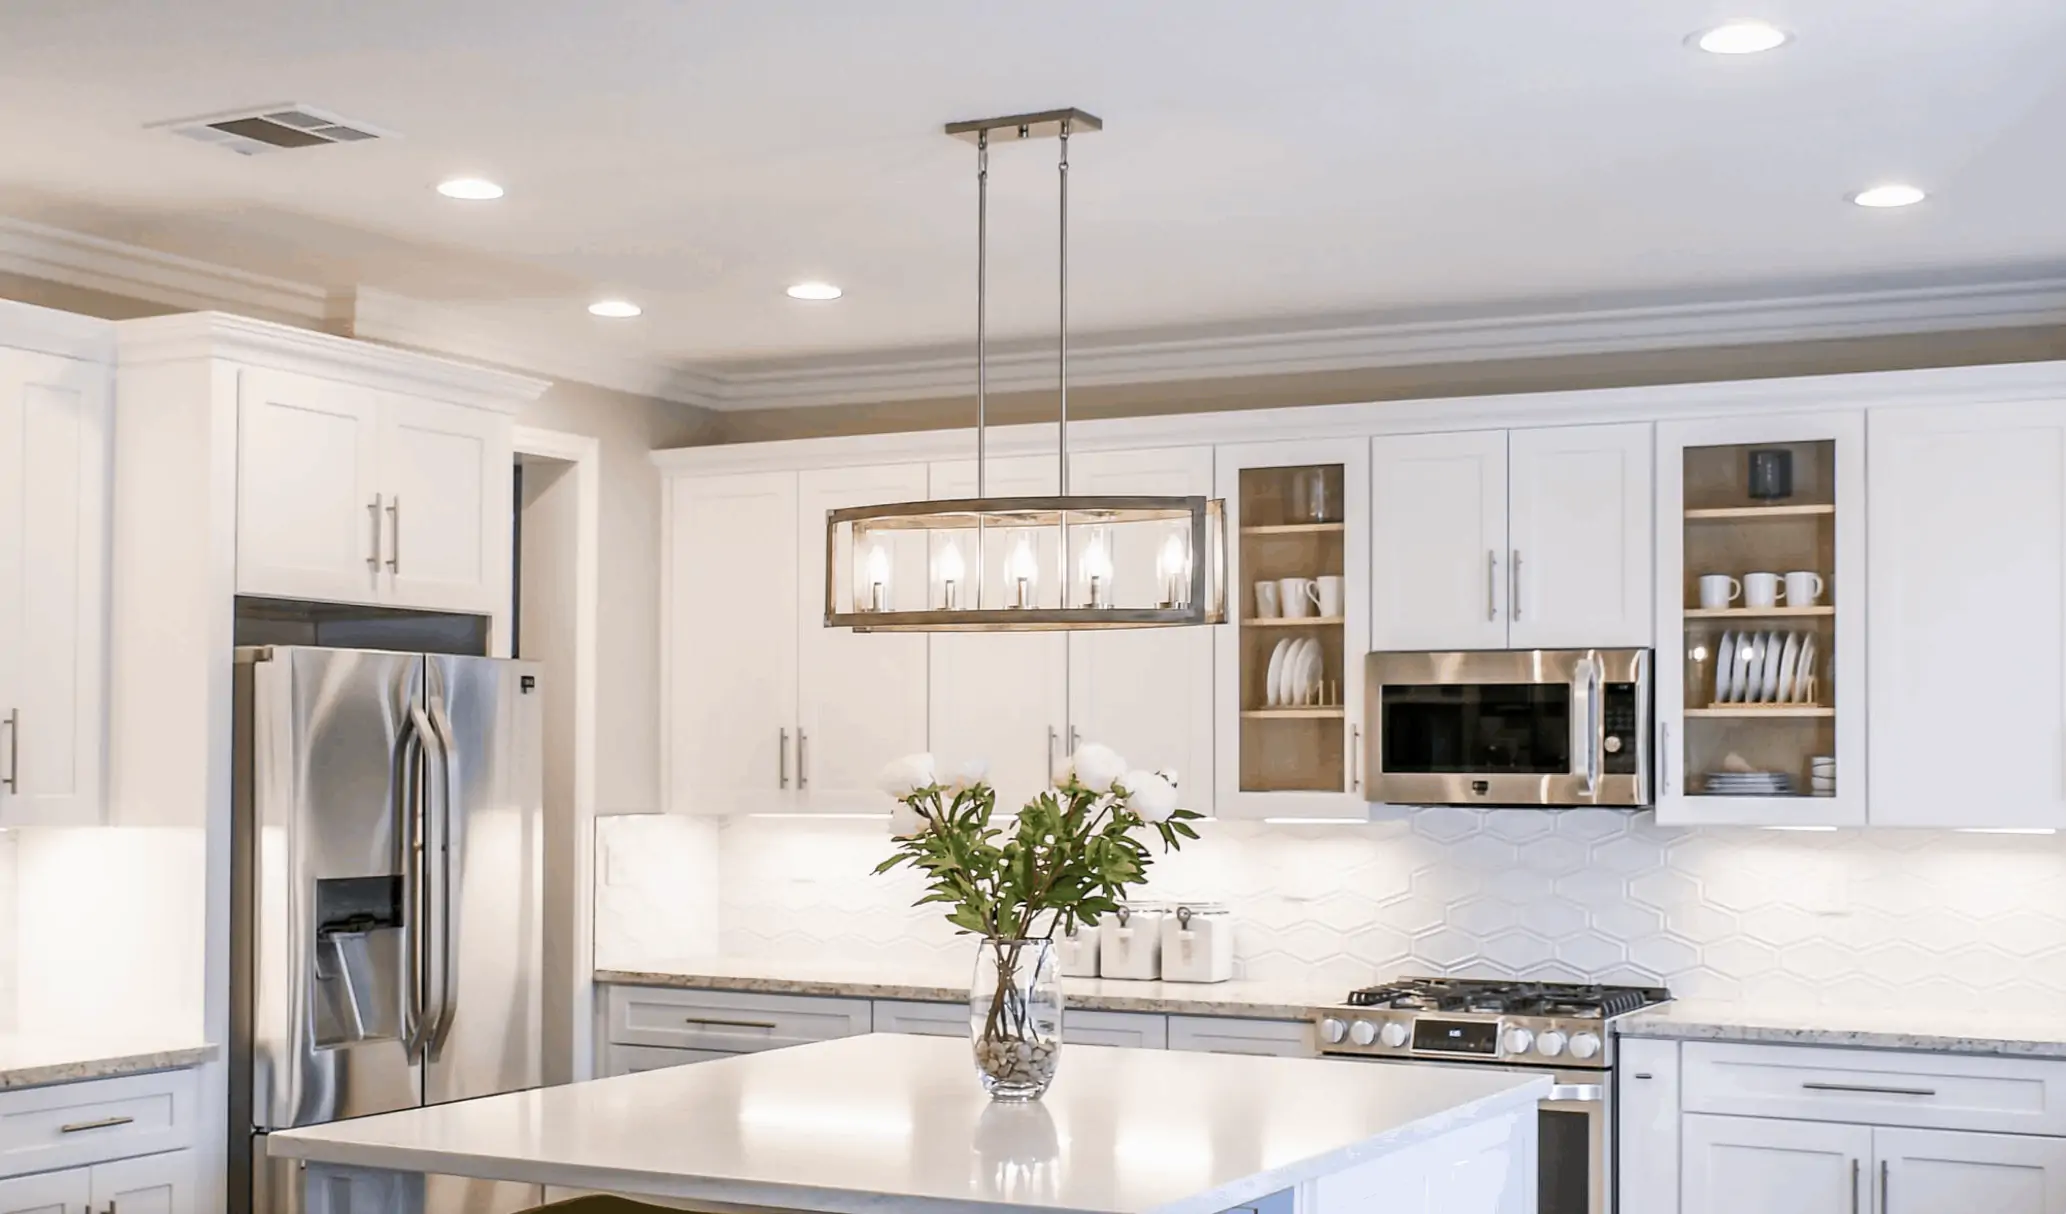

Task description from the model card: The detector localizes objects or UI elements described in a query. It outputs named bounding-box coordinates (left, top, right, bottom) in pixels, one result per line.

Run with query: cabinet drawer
left=0, top=1070, right=196, bottom=1178
left=602, top=1043, right=735, bottom=1078
left=1168, top=1016, right=1312, bottom=1057
left=872, top=1001, right=968, bottom=1038
left=1682, top=1042, right=2066, bottom=1136
left=1067, top=1010, right=1167, bottom=1049
left=605, top=986, right=871, bottom=1053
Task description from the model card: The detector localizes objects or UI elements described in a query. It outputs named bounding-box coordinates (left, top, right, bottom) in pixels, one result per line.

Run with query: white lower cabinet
left=1874, top=1126, right=2066, bottom=1214
left=1682, top=1114, right=1869, bottom=1214
left=1060, top=1010, right=1168, bottom=1050
left=1617, top=1038, right=1681, bottom=1214
left=1166, top=1015, right=1311, bottom=1057
left=0, top=1151, right=194, bottom=1214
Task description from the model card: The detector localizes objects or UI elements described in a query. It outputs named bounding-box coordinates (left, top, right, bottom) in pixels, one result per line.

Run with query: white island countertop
left=269, top=1033, right=1547, bottom=1214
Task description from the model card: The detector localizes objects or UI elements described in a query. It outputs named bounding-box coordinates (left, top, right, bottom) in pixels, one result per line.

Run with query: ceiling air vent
left=150, top=104, right=394, bottom=156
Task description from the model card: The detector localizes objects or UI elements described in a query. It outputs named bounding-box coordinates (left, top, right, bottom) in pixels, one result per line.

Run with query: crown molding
left=117, top=311, right=549, bottom=411
left=7, top=213, right=2066, bottom=413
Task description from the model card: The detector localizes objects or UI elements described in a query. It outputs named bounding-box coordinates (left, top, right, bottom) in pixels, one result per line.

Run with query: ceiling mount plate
left=945, top=108, right=1103, bottom=144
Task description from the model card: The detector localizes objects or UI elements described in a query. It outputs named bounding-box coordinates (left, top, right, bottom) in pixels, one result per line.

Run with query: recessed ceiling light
left=1692, top=21, right=1790, bottom=54
left=436, top=177, right=503, bottom=201
left=587, top=300, right=641, bottom=318
left=1851, top=184, right=1927, bottom=208
left=786, top=282, right=843, bottom=301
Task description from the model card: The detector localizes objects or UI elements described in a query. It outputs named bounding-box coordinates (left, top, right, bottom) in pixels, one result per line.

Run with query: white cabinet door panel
left=1067, top=447, right=1215, bottom=814
left=90, top=1151, right=194, bottom=1214
left=1875, top=1128, right=2066, bottom=1214
left=0, top=1167, right=86, bottom=1214
left=796, top=464, right=931, bottom=810
left=1370, top=430, right=1508, bottom=651
left=1507, top=422, right=1653, bottom=649
left=1682, top=1114, right=1868, bottom=1214
left=927, top=457, right=1067, bottom=810
left=0, top=351, right=107, bottom=827
left=1869, top=402, right=2066, bottom=828
left=236, top=368, right=383, bottom=603
left=666, top=471, right=798, bottom=813
left=1617, top=1038, right=1681, bottom=1214
left=381, top=395, right=509, bottom=614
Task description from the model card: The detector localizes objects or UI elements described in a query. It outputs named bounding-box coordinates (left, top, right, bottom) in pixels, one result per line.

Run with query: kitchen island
left=268, top=1033, right=1545, bottom=1214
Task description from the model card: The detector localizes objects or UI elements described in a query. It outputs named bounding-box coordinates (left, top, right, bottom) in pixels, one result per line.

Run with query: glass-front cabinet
left=1213, top=438, right=1371, bottom=819
left=1654, top=412, right=1865, bottom=826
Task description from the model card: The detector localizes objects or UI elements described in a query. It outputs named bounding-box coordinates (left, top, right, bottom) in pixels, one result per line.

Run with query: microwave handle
left=1583, top=658, right=1602, bottom=797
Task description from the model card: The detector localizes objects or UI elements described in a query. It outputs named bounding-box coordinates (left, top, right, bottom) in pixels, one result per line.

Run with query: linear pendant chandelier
left=824, top=108, right=1227, bottom=632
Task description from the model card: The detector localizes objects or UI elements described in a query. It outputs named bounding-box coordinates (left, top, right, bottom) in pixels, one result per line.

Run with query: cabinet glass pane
left=1237, top=463, right=1347, bottom=793
left=1680, top=440, right=1838, bottom=802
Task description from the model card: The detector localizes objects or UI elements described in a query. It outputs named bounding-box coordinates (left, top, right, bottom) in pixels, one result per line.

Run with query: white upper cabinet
left=235, top=368, right=384, bottom=605
left=0, top=348, right=110, bottom=827
left=927, top=456, right=1067, bottom=810
left=237, top=368, right=515, bottom=617
left=380, top=394, right=511, bottom=615
left=1371, top=430, right=1508, bottom=651
left=1655, top=411, right=1865, bottom=827
left=1869, top=401, right=2066, bottom=829
left=1066, top=447, right=1216, bottom=815
left=666, top=470, right=798, bottom=814
left=1506, top=422, right=1652, bottom=650
left=795, top=464, right=931, bottom=810
left=1369, top=423, right=1650, bottom=652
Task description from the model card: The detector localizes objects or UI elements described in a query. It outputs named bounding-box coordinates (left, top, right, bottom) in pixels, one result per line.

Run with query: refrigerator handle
left=398, top=706, right=435, bottom=1064
left=424, top=693, right=461, bottom=1060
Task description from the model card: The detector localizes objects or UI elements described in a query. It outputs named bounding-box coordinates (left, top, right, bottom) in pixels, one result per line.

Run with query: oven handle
left=1547, top=1083, right=1605, bottom=1104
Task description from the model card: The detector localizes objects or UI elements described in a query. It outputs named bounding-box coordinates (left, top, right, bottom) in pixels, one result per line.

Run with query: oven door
left=1366, top=648, right=1650, bottom=807
left=1348, top=1056, right=1609, bottom=1214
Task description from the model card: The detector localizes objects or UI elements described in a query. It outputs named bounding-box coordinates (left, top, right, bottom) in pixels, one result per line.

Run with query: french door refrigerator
left=231, top=645, right=542, bottom=1214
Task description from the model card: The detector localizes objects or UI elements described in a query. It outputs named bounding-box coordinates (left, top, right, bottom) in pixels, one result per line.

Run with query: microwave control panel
left=1602, top=683, right=1640, bottom=774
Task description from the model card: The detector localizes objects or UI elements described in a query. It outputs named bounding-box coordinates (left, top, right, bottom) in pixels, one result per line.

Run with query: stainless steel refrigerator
left=231, top=645, right=542, bottom=1214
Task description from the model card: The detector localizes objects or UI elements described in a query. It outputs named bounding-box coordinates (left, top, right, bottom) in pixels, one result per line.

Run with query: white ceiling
left=3, top=0, right=2066, bottom=399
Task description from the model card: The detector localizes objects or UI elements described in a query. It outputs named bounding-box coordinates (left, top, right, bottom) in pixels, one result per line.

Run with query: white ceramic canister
left=1096, top=902, right=1165, bottom=980
left=1056, top=921, right=1101, bottom=978
left=1159, top=902, right=1235, bottom=983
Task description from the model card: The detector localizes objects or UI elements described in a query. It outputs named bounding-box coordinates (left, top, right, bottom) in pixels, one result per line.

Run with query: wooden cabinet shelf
left=1684, top=606, right=1834, bottom=618
left=1684, top=504, right=1835, bottom=520
left=1241, top=708, right=1346, bottom=720
left=1242, top=616, right=1346, bottom=628
left=1241, top=522, right=1346, bottom=535
left=1686, top=706, right=1833, bottom=718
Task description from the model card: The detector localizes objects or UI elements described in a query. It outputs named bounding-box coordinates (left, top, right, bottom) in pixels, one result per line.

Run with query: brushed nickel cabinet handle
left=1351, top=724, right=1363, bottom=791
left=684, top=1017, right=778, bottom=1031
left=367, top=494, right=383, bottom=570
left=1851, top=1159, right=1860, bottom=1214
left=1, top=707, right=16, bottom=794
left=59, top=1114, right=134, bottom=1133
left=386, top=496, right=401, bottom=572
left=778, top=728, right=789, bottom=789
left=1510, top=549, right=1522, bottom=621
left=1047, top=726, right=1059, bottom=784
left=1881, top=1159, right=1889, bottom=1214
left=1486, top=549, right=1497, bottom=621
left=797, top=728, right=809, bottom=789
left=1803, top=1081, right=1937, bottom=1097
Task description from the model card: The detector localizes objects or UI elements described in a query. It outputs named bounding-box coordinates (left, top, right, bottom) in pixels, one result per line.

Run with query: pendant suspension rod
left=976, top=129, right=989, bottom=499
left=1056, top=118, right=1071, bottom=497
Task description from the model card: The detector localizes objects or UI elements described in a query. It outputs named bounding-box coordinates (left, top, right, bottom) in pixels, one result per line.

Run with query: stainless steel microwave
left=1364, top=649, right=1652, bottom=808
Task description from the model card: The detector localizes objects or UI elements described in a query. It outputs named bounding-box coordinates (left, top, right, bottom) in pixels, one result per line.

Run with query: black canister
left=1747, top=448, right=1794, bottom=501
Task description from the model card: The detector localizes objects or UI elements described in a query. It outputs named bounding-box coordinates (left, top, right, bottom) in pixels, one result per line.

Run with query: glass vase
left=970, top=937, right=1061, bottom=1100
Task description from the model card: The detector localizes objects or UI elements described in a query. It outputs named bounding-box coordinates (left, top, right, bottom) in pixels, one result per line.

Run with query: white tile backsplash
left=596, top=810, right=2066, bottom=1013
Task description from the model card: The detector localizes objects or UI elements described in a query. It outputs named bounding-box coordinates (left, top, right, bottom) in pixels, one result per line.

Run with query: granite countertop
left=0, top=1033, right=217, bottom=1090
left=270, top=1033, right=1548, bottom=1214
left=1619, top=1000, right=2066, bottom=1059
left=596, top=956, right=1345, bottom=1021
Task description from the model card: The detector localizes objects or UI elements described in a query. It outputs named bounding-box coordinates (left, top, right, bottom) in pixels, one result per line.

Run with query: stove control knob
left=1319, top=1018, right=1348, bottom=1045
left=1349, top=1020, right=1379, bottom=1047
left=1536, top=1030, right=1568, bottom=1058
left=1503, top=1027, right=1535, bottom=1055
left=1569, top=1031, right=1602, bottom=1060
left=1378, top=1021, right=1410, bottom=1049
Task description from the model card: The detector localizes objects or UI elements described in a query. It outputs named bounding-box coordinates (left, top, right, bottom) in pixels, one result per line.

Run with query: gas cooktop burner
left=1345, top=977, right=1669, bottom=1019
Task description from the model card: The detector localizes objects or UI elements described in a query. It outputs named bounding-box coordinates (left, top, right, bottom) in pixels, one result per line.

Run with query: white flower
left=877, top=753, right=937, bottom=799
left=1068, top=742, right=1128, bottom=793
left=1119, top=770, right=1179, bottom=822
left=888, top=800, right=930, bottom=838
left=1156, top=767, right=1180, bottom=790
left=947, top=757, right=990, bottom=793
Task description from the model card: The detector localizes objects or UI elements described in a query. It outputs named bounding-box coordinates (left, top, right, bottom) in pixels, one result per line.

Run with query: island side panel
left=302, top=1162, right=426, bottom=1214
left=1300, top=1105, right=1535, bottom=1214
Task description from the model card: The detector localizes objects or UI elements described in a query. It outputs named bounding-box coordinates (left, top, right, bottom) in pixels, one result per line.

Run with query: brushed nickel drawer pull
left=683, top=1017, right=778, bottom=1031
left=1803, top=1081, right=1937, bottom=1097
left=60, top=1114, right=135, bottom=1133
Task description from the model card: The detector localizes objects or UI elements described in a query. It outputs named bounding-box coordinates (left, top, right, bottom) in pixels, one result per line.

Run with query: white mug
left=1277, top=577, right=1320, bottom=619
left=1697, top=574, right=1742, bottom=610
left=1253, top=581, right=1282, bottom=619
left=1784, top=571, right=1825, bottom=606
left=1315, top=575, right=1345, bottom=618
left=1742, top=572, right=1781, bottom=609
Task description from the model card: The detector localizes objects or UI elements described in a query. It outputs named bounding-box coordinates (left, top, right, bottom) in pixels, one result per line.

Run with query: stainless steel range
left=1313, top=977, right=1671, bottom=1214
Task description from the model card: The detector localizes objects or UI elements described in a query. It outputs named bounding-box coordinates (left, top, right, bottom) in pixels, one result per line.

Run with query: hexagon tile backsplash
left=595, top=809, right=2066, bottom=1013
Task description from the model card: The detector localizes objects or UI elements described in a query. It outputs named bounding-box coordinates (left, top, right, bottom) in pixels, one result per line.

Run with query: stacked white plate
left=1701, top=771, right=1798, bottom=796
left=1711, top=629, right=1819, bottom=705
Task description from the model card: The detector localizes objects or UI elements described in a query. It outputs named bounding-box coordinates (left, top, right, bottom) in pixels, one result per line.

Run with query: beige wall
left=703, top=322, right=2066, bottom=444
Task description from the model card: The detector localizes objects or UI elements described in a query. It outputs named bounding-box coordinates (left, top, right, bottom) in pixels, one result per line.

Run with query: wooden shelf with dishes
left=1680, top=438, right=1841, bottom=799
left=1237, top=462, right=1351, bottom=794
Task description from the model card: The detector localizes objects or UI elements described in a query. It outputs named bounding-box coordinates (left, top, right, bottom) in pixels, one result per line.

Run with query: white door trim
left=513, top=424, right=601, bottom=1081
